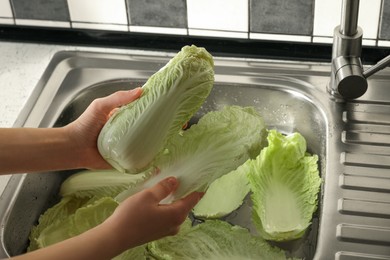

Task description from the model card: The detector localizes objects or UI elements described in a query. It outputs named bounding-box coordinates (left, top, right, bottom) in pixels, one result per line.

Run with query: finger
left=172, top=191, right=204, bottom=213
left=99, top=88, right=142, bottom=113
left=148, top=177, right=178, bottom=203
left=107, top=107, right=119, bottom=119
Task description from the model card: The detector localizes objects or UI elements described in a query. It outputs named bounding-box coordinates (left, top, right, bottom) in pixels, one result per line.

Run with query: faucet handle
left=331, top=55, right=390, bottom=100
left=362, top=55, right=390, bottom=78
left=332, top=56, right=367, bottom=99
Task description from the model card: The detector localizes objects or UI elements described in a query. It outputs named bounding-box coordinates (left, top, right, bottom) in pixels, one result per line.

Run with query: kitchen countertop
left=0, top=40, right=166, bottom=195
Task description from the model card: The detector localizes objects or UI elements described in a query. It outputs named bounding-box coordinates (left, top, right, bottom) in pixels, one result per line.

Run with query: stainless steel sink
left=0, top=50, right=390, bottom=259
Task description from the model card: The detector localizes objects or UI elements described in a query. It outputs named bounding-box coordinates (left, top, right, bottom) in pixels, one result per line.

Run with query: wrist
left=60, top=125, right=86, bottom=169
left=63, top=123, right=111, bottom=170
left=92, top=217, right=133, bottom=258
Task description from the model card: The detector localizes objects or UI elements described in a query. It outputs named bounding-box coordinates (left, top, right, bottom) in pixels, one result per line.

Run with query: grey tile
left=11, top=0, right=69, bottom=21
left=250, top=0, right=314, bottom=35
left=380, top=0, right=390, bottom=40
left=127, top=0, right=186, bottom=28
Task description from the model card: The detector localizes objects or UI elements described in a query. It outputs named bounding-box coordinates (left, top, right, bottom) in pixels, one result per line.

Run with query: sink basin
left=1, top=50, right=390, bottom=259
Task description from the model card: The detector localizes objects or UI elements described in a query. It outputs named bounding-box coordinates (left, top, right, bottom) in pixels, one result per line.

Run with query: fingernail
left=166, top=177, right=177, bottom=188
left=129, top=87, right=142, bottom=94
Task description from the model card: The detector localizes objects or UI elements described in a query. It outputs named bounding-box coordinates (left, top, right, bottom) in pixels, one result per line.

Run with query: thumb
left=147, top=177, right=178, bottom=203
left=99, top=87, right=142, bottom=113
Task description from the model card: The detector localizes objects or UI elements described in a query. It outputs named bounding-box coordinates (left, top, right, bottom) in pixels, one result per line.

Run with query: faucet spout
left=328, top=0, right=390, bottom=100
left=340, top=0, right=359, bottom=36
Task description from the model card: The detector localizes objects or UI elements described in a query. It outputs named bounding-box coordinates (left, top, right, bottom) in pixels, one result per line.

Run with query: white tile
left=187, top=0, right=248, bottom=32
left=72, top=22, right=128, bottom=31
left=362, top=39, right=377, bottom=46
left=16, top=19, right=70, bottom=28
left=359, top=0, right=381, bottom=39
left=250, top=33, right=311, bottom=43
left=189, top=28, right=247, bottom=39
left=313, top=0, right=342, bottom=37
left=312, top=36, right=334, bottom=44
left=314, top=0, right=381, bottom=39
left=0, top=0, right=12, bottom=18
left=0, top=17, right=13, bottom=24
left=68, top=0, right=128, bottom=25
left=130, top=26, right=187, bottom=35
left=377, top=40, right=390, bottom=47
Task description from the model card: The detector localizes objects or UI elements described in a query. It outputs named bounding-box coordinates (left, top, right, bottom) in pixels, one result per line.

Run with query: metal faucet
left=328, top=0, right=390, bottom=100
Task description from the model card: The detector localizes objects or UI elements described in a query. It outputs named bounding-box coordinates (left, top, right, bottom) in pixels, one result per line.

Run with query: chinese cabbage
left=98, top=45, right=214, bottom=173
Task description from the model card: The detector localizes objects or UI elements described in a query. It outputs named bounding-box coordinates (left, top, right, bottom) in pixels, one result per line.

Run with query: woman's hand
left=0, top=88, right=142, bottom=174
left=102, top=177, right=203, bottom=253
left=65, top=88, right=142, bottom=169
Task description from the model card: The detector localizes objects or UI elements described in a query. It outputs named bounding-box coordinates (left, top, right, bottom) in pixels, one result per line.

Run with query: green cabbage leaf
left=28, top=196, right=92, bottom=251
left=116, top=105, right=267, bottom=203
left=60, top=169, right=148, bottom=198
left=192, top=158, right=251, bottom=219
left=98, top=45, right=214, bottom=173
left=36, top=197, right=118, bottom=248
left=147, top=219, right=287, bottom=260
left=248, top=130, right=321, bottom=241
left=112, top=244, right=148, bottom=260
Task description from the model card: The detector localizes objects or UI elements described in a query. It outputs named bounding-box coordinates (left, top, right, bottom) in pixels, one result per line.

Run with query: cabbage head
left=98, top=45, right=214, bottom=173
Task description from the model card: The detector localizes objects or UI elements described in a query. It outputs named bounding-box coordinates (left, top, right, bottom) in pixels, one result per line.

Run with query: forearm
left=0, top=127, right=84, bottom=174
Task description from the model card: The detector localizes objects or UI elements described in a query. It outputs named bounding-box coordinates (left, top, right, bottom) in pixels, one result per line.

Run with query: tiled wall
left=1, top=0, right=390, bottom=47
